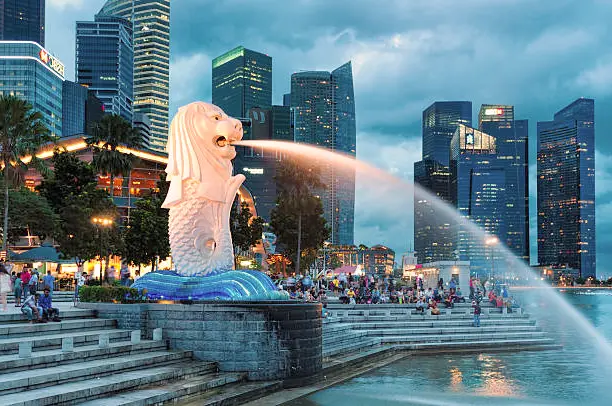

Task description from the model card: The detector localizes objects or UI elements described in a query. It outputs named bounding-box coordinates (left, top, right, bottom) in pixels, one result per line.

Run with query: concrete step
left=0, top=318, right=117, bottom=339
left=322, top=337, right=382, bottom=358
left=0, top=350, right=199, bottom=394
left=0, top=361, right=214, bottom=406
left=378, top=331, right=548, bottom=344
left=0, top=328, right=131, bottom=354
left=8, top=292, right=74, bottom=303
left=0, top=339, right=167, bottom=373
left=394, top=337, right=560, bottom=352
left=334, top=314, right=530, bottom=323
left=356, top=325, right=541, bottom=337
left=0, top=308, right=95, bottom=323
left=331, top=319, right=536, bottom=330
left=77, top=372, right=263, bottom=406
left=323, top=331, right=370, bottom=346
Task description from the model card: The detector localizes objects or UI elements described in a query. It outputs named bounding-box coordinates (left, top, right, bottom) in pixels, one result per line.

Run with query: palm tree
left=275, top=159, right=324, bottom=273
left=0, top=96, right=54, bottom=254
left=86, top=114, right=143, bottom=199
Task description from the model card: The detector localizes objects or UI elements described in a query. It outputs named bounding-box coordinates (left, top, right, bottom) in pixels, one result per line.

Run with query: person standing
left=43, top=271, right=55, bottom=296
left=28, top=270, right=39, bottom=295
left=0, top=265, right=11, bottom=311
left=472, top=300, right=481, bottom=327
left=107, top=266, right=116, bottom=284
left=13, top=273, right=22, bottom=307
left=74, top=271, right=86, bottom=305
left=20, top=268, right=31, bottom=298
left=120, top=264, right=130, bottom=286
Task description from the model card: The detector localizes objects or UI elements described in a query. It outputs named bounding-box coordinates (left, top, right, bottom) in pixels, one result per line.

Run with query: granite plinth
left=77, top=301, right=322, bottom=381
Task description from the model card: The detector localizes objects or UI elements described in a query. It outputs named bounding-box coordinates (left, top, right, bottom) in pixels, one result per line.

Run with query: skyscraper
left=414, top=160, right=453, bottom=263
left=212, top=46, right=272, bottom=118
left=0, top=41, right=63, bottom=137
left=478, top=105, right=529, bottom=263
left=76, top=15, right=133, bottom=122
left=450, top=124, right=504, bottom=275
left=62, top=80, right=105, bottom=137
left=537, top=98, right=595, bottom=278
left=98, top=0, right=170, bottom=152
left=291, top=62, right=356, bottom=245
left=233, top=106, right=292, bottom=223
left=0, top=0, right=45, bottom=46
left=422, top=101, right=472, bottom=166
left=414, top=101, right=471, bottom=264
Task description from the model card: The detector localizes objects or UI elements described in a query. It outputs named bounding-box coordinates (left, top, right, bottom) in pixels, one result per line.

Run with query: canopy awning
left=11, top=243, right=75, bottom=264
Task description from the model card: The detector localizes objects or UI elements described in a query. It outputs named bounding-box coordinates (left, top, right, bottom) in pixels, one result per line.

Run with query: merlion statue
left=131, top=102, right=286, bottom=301
left=163, top=102, right=245, bottom=275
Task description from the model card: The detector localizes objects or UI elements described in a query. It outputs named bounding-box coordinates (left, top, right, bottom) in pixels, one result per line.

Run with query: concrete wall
left=78, top=302, right=322, bottom=381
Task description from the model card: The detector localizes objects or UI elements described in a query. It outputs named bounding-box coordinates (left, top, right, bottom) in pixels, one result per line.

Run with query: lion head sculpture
left=163, top=102, right=244, bottom=208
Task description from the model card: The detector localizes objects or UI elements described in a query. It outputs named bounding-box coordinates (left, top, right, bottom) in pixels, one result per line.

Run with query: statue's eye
left=214, top=115, right=221, bottom=121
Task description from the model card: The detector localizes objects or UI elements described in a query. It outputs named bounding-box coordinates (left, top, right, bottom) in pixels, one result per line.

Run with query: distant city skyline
left=44, top=1, right=612, bottom=275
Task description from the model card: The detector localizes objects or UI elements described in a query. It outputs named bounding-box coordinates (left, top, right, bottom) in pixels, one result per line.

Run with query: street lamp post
left=485, top=237, right=499, bottom=281
left=92, top=216, right=114, bottom=283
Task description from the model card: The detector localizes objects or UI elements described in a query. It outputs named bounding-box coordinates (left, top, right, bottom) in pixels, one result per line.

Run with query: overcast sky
left=47, top=0, right=612, bottom=275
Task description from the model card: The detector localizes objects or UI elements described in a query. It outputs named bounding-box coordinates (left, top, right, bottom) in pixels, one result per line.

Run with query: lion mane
left=162, top=101, right=239, bottom=208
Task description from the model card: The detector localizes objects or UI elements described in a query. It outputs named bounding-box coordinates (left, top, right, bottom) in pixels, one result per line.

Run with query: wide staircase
left=0, top=306, right=274, bottom=405
left=322, top=302, right=559, bottom=368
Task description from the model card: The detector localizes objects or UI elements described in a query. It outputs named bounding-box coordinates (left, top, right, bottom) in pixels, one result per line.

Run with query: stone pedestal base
left=78, top=302, right=322, bottom=381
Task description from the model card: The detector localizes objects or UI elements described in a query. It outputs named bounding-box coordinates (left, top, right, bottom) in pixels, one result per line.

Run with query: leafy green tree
left=0, top=95, right=55, bottom=253
left=37, top=150, right=97, bottom=211
left=329, top=254, right=342, bottom=270
left=230, top=200, right=264, bottom=268
left=0, top=187, right=57, bottom=244
left=87, top=114, right=143, bottom=198
left=55, top=188, right=121, bottom=272
left=270, top=160, right=329, bottom=273
left=121, top=194, right=170, bottom=271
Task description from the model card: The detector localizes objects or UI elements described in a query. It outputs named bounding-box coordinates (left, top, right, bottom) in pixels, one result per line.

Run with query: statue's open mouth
left=215, top=136, right=230, bottom=147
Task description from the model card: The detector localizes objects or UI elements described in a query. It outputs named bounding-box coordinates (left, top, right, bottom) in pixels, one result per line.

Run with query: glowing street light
left=485, top=236, right=499, bottom=280
left=92, top=216, right=114, bottom=282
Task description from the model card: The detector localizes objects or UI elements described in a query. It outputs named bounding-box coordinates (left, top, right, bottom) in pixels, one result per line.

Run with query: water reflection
left=303, top=290, right=612, bottom=405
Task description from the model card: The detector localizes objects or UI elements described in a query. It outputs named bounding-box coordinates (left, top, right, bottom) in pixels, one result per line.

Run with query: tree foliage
left=38, top=151, right=121, bottom=267
left=121, top=193, right=170, bottom=270
left=0, top=95, right=54, bottom=251
left=0, top=187, right=57, bottom=244
left=86, top=114, right=144, bottom=196
left=270, top=160, right=330, bottom=273
left=231, top=200, right=265, bottom=254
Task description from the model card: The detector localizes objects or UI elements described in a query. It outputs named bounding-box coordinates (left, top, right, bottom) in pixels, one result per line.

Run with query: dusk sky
left=47, top=0, right=612, bottom=275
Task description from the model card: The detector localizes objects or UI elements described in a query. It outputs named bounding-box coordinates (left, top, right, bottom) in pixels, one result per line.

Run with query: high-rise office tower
left=450, top=124, right=504, bottom=275
left=422, top=101, right=472, bottom=166
left=98, top=0, right=170, bottom=153
left=212, top=46, right=272, bottom=118
left=414, top=101, right=471, bottom=264
left=0, top=41, right=63, bottom=137
left=62, top=81, right=105, bottom=137
left=478, top=105, right=529, bottom=263
left=290, top=62, right=356, bottom=245
left=537, top=98, right=595, bottom=278
left=233, top=106, right=292, bottom=223
left=414, top=160, right=453, bottom=263
left=0, top=0, right=45, bottom=46
left=76, top=15, right=133, bottom=122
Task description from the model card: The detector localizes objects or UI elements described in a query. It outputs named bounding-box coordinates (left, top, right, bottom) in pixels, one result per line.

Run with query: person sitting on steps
left=39, top=287, right=61, bottom=322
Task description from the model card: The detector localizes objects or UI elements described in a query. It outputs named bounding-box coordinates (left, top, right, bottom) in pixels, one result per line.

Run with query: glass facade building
left=422, top=101, right=472, bottom=166
left=537, top=98, right=595, bottom=278
left=414, top=160, right=453, bottom=264
left=450, top=124, right=503, bottom=275
left=478, top=105, right=530, bottom=263
left=98, top=0, right=171, bottom=153
left=62, top=80, right=106, bottom=137
left=212, top=46, right=272, bottom=118
left=414, top=101, right=472, bottom=264
left=76, top=15, right=133, bottom=123
left=233, top=106, right=291, bottom=223
left=0, top=41, right=63, bottom=137
left=290, top=62, right=356, bottom=245
left=0, top=0, right=45, bottom=46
